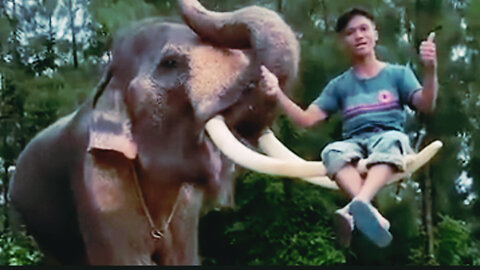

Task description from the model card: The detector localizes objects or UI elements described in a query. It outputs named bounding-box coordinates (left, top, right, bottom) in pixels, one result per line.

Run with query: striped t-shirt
left=312, top=63, right=422, bottom=139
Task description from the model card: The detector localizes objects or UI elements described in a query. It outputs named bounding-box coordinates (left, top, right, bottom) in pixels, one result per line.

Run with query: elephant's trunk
left=178, top=0, right=299, bottom=91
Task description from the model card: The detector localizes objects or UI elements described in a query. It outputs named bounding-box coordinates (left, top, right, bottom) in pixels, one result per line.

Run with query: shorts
left=320, top=130, right=413, bottom=179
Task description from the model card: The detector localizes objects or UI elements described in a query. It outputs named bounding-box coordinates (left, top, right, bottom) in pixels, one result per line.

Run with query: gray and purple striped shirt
left=313, top=63, right=422, bottom=139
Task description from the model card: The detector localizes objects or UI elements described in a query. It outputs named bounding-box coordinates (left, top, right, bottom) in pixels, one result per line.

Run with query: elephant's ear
left=88, top=84, right=137, bottom=160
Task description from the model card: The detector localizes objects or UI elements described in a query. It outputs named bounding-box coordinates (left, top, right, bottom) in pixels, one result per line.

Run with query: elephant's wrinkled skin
left=8, top=0, right=299, bottom=265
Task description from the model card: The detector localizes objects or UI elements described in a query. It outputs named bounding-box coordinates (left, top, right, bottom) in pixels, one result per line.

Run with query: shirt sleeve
left=311, top=79, right=340, bottom=115
left=398, top=65, right=422, bottom=109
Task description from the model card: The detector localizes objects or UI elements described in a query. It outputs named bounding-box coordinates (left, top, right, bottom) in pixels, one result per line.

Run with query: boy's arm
left=260, top=66, right=328, bottom=128
left=412, top=32, right=438, bottom=113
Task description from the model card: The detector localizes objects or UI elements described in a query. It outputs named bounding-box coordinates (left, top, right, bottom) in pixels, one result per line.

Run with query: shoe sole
left=350, top=200, right=392, bottom=248
left=333, top=212, right=352, bottom=247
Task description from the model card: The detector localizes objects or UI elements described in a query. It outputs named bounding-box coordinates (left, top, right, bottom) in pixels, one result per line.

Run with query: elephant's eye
left=159, top=58, right=178, bottom=69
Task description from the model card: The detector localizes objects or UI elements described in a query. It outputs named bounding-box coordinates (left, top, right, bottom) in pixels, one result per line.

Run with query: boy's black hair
left=335, top=8, right=375, bottom=33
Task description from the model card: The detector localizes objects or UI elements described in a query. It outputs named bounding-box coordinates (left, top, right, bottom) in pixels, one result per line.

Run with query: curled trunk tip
left=178, top=0, right=299, bottom=90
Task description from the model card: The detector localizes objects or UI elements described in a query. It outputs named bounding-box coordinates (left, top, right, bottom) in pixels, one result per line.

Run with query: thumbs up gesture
left=420, top=32, right=437, bottom=71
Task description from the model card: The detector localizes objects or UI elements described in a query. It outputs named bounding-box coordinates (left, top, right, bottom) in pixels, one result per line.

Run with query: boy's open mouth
left=355, top=42, right=368, bottom=48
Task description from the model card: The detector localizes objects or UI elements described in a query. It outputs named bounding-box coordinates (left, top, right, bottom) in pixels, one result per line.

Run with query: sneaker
left=349, top=200, right=392, bottom=248
left=333, top=207, right=354, bottom=247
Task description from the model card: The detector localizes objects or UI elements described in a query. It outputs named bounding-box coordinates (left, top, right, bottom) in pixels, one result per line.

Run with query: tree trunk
left=321, top=0, right=329, bottom=32
left=68, top=0, right=78, bottom=68
left=2, top=162, right=9, bottom=212
left=413, top=0, right=441, bottom=263
left=11, top=0, right=20, bottom=65
left=1, top=135, right=10, bottom=235
left=49, top=10, right=53, bottom=36
left=277, top=0, right=282, bottom=14
left=423, top=164, right=436, bottom=264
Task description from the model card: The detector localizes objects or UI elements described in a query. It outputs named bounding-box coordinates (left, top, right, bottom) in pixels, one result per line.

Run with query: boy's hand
left=420, top=32, right=437, bottom=71
left=260, top=65, right=281, bottom=98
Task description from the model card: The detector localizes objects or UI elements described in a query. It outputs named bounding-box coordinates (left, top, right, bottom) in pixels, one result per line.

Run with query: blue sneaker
left=349, top=200, right=392, bottom=248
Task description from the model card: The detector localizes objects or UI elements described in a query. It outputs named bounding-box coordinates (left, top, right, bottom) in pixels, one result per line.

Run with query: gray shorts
left=320, top=130, right=413, bottom=179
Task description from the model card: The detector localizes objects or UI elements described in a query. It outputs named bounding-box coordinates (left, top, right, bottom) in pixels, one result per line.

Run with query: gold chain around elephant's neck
left=130, top=163, right=181, bottom=240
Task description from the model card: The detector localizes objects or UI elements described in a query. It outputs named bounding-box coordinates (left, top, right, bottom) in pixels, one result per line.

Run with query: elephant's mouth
left=204, top=115, right=327, bottom=178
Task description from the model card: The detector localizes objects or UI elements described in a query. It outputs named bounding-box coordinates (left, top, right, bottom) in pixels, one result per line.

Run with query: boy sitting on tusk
left=259, top=7, right=438, bottom=248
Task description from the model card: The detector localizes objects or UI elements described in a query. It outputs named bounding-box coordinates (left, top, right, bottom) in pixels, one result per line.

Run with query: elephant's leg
left=76, top=152, right=157, bottom=265
left=9, top=201, right=87, bottom=265
left=8, top=145, right=88, bottom=265
left=155, top=183, right=204, bottom=265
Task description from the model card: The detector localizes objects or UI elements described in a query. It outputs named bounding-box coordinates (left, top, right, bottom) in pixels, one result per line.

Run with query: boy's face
left=341, top=15, right=378, bottom=58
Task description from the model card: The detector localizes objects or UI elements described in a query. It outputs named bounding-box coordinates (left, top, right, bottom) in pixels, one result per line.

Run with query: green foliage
left=410, top=214, right=480, bottom=266
left=434, top=215, right=480, bottom=265
left=200, top=171, right=346, bottom=265
left=0, top=227, right=44, bottom=266
left=88, top=0, right=160, bottom=34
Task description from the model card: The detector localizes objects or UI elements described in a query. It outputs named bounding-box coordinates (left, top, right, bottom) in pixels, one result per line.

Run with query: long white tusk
left=204, top=115, right=326, bottom=178
left=258, top=129, right=339, bottom=189
left=258, top=128, right=443, bottom=188
left=386, top=140, right=443, bottom=185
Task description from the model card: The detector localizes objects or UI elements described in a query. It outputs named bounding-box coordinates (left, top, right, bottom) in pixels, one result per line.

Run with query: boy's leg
left=333, top=165, right=364, bottom=247
left=349, top=162, right=396, bottom=247
left=353, top=130, right=411, bottom=207
left=322, top=139, right=393, bottom=247
left=336, top=164, right=391, bottom=228
left=354, top=163, right=393, bottom=202
left=334, top=165, right=392, bottom=246
left=334, top=130, right=410, bottom=247
left=322, top=140, right=364, bottom=247
left=335, top=165, right=364, bottom=197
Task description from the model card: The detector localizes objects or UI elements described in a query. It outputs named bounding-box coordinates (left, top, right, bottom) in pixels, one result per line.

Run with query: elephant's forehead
left=187, top=45, right=250, bottom=117
left=111, top=22, right=199, bottom=72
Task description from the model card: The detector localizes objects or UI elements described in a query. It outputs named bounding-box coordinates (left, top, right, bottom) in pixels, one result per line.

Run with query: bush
left=200, top=171, right=346, bottom=266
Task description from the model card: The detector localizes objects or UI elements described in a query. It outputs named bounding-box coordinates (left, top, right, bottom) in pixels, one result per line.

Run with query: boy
left=259, top=8, right=437, bottom=247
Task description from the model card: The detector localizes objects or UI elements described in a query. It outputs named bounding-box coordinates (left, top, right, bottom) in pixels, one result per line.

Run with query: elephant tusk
left=205, top=115, right=327, bottom=178
left=257, top=129, right=338, bottom=190
left=258, top=128, right=443, bottom=188
left=386, top=140, right=443, bottom=185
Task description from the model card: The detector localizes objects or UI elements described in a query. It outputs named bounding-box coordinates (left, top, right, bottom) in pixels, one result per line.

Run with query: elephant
left=7, top=0, right=312, bottom=265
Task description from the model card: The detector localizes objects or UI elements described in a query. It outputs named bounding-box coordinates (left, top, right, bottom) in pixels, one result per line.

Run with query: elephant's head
left=6, top=0, right=308, bottom=265
left=88, top=0, right=300, bottom=205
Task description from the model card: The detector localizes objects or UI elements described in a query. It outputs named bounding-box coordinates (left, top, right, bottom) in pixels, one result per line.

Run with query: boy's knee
left=321, top=141, right=363, bottom=179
